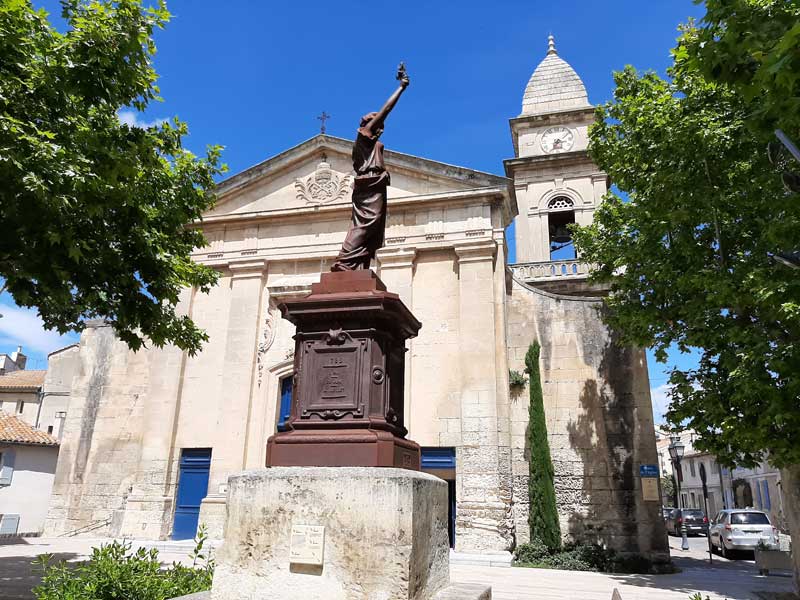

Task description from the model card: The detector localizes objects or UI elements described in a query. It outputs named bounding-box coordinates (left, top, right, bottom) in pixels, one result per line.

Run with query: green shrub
left=509, top=369, right=527, bottom=389
left=34, top=526, right=214, bottom=600
left=514, top=538, right=550, bottom=564
left=524, top=341, right=561, bottom=551
left=514, top=539, right=663, bottom=574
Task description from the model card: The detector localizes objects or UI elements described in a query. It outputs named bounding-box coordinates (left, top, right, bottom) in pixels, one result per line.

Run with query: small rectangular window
left=15, top=401, right=23, bottom=414
left=47, top=426, right=53, bottom=435
left=689, top=460, right=696, bottom=477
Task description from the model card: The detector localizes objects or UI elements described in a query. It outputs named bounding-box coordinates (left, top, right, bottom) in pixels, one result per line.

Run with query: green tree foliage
left=661, top=475, right=676, bottom=506
left=0, top=0, right=225, bottom=354
left=679, top=0, right=800, bottom=137
left=571, top=36, right=800, bottom=468
left=524, top=341, right=561, bottom=550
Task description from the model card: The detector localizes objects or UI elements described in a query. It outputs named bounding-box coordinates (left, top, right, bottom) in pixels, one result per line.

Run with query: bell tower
left=505, top=35, right=608, bottom=279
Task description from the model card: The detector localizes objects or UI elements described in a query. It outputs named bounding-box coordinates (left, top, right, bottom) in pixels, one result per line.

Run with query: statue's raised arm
left=362, top=63, right=410, bottom=137
left=331, top=65, right=410, bottom=272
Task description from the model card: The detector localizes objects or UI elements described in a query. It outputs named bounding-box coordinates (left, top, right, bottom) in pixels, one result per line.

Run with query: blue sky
left=2, top=0, right=705, bottom=418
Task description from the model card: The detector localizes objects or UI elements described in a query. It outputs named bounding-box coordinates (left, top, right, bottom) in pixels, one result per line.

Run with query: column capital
left=377, top=247, right=417, bottom=269
left=454, top=240, right=496, bottom=264
left=228, top=259, right=268, bottom=279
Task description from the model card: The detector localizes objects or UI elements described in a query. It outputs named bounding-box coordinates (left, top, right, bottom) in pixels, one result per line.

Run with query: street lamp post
left=669, top=434, right=690, bottom=551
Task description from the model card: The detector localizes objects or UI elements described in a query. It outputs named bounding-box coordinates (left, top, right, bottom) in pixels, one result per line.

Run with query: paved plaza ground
left=0, top=535, right=795, bottom=600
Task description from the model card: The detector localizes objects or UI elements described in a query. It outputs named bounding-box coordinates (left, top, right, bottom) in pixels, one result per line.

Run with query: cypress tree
left=525, top=341, right=561, bottom=550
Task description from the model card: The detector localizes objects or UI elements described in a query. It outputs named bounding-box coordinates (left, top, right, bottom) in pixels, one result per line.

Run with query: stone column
left=116, top=287, right=194, bottom=540
left=377, top=247, right=417, bottom=430
left=206, top=261, right=266, bottom=492
left=453, top=240, right=511, bottom=553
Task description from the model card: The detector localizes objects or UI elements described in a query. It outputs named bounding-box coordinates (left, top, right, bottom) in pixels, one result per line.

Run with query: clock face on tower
left=540, top=127, right=575, bottom=154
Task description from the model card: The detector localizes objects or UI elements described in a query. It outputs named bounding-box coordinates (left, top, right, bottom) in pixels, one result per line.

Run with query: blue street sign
left=640, top=464, right=659, bottom=478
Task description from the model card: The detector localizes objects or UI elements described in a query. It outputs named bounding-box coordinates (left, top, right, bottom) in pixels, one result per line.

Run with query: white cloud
left=650, top=383, right=674, bottom=425
left=0, top=302, right=80, bottom=357
left=117, top=109, right=168, bottom=129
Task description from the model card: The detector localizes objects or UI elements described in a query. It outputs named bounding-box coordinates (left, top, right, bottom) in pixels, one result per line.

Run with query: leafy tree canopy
left=572, top=33, right=800, bottom=468
left=0, top=0, right=224, bottom=355
left=679, top=0, right=800, bottom=137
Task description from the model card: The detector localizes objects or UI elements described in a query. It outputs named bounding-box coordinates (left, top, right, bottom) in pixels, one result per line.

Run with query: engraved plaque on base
left=289, top=524, right=325, bottom=565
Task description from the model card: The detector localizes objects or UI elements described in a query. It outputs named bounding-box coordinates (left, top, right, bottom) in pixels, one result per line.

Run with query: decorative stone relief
left=257, top=303, right=278, bottom=387
left=295, top=157, right=352, bottom=205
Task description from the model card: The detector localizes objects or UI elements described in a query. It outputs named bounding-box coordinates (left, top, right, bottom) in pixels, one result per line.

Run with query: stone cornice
left=376, top=247, right=417, bottom=269
left=454, top=240, right=497, bottom=264
left=509, top=106, right=596, bottom=130
left=503, top=151, right=596, bottom=175
left=195, top=186, right=513, bottom=229
left=228, top=259, right=267, bottom=279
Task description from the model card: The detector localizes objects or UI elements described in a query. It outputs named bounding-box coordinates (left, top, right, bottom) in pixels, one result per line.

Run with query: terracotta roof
left=521, top=35, right=591, bottom=116
left=0, top=411, right=59, bottom=446
left=0, top=370, right=46, bottom=392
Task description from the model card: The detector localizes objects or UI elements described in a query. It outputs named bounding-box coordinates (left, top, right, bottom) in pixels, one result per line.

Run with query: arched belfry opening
left=547, top=196, right=576, bottom=260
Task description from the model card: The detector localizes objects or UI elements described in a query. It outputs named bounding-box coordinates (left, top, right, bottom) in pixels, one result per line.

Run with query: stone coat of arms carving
left=295, top=158, right=352, bottom=205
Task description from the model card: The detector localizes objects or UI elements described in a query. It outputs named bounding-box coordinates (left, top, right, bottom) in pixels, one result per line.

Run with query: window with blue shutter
left=762, top=480, right=771, bottom=511
left=0, top=450, right=15, bottom=486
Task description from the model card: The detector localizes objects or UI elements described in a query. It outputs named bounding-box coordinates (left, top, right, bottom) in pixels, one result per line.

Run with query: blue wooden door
left=277, top=376, right=293, bottom=431
left=421, top=447, right=456, bottom=548
left=172, top=448, right=212, bottom=540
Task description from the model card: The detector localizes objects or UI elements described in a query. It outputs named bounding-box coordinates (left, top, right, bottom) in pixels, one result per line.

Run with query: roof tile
left=0, top=411, right=59, bottom=446
left=0, top=370, right=46, bottom=391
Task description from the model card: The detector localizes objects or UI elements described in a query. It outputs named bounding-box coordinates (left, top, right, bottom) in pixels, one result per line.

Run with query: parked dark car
left=662, top=507, right=674, bottom=520
left=666, top=508, right=708, bottom=536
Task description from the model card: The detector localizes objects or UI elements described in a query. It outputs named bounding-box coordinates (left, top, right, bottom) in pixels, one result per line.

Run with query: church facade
left=44, top=39, right=667, bottom=558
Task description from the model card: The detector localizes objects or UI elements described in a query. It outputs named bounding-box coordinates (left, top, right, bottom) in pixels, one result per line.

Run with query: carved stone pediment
left=294, top=158, right=352, bottom=205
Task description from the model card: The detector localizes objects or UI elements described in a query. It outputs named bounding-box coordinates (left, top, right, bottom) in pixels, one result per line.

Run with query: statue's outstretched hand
left=396, top=62, right=410, bottom=89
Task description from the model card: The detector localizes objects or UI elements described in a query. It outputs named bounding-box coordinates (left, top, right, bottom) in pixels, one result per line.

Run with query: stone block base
left=173, top=586, right=491, bottom=600
left=211, top=467, right=452, bottom=600
left=198, top=494, right=227, bottom=540
left=266, top=429, right=420, bottom=469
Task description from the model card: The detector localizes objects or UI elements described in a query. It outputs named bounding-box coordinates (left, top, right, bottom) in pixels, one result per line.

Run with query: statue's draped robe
left=332, top=127, right=390, bottom=271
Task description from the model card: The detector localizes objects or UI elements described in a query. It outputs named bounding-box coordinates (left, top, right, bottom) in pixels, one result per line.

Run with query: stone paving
left=0, top=536, right=795, bottom=600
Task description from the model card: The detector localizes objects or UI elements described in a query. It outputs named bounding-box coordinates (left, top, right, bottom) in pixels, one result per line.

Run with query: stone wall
left=44, top=323, right=149, bottom=537
left=505, top=276, right=668, bottom=557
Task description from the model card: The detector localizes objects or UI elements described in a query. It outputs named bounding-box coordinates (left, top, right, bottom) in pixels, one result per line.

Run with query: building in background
left=0, top=411, right=59, bottom=535
left=0, top=344, right=78, bottom=535
left=655, top=428, right=786, bottom=530
left=0, top=347, right=27, bottom=376
left=0, top=345, right=77, bottom=439
left=0, top=368, right=45, bottom=427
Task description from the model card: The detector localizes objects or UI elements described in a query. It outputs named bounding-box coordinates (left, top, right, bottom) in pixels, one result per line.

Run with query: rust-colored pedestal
left=265, top=270, right=422, bottom=469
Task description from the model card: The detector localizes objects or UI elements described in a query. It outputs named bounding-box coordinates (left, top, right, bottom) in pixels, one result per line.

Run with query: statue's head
left=360, top=112, right=383, bottom=137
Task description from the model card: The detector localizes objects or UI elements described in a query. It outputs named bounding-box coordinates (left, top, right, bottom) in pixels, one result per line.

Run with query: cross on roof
left=317, top=111, right=331, bottom=134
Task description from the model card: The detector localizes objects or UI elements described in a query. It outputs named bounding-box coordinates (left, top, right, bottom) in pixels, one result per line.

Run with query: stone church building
left=44, top=38, right=667, bottom=558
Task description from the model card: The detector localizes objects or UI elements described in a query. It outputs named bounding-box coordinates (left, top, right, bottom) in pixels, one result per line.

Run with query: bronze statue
left=331, top=64, right=410, bottom=271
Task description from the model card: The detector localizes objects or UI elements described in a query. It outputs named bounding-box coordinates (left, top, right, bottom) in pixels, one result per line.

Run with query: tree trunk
left=779, top=464, right=800, bottom=593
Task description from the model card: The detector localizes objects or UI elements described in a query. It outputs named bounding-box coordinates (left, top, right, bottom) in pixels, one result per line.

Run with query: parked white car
left=709, top=509, right=778, bottom=558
